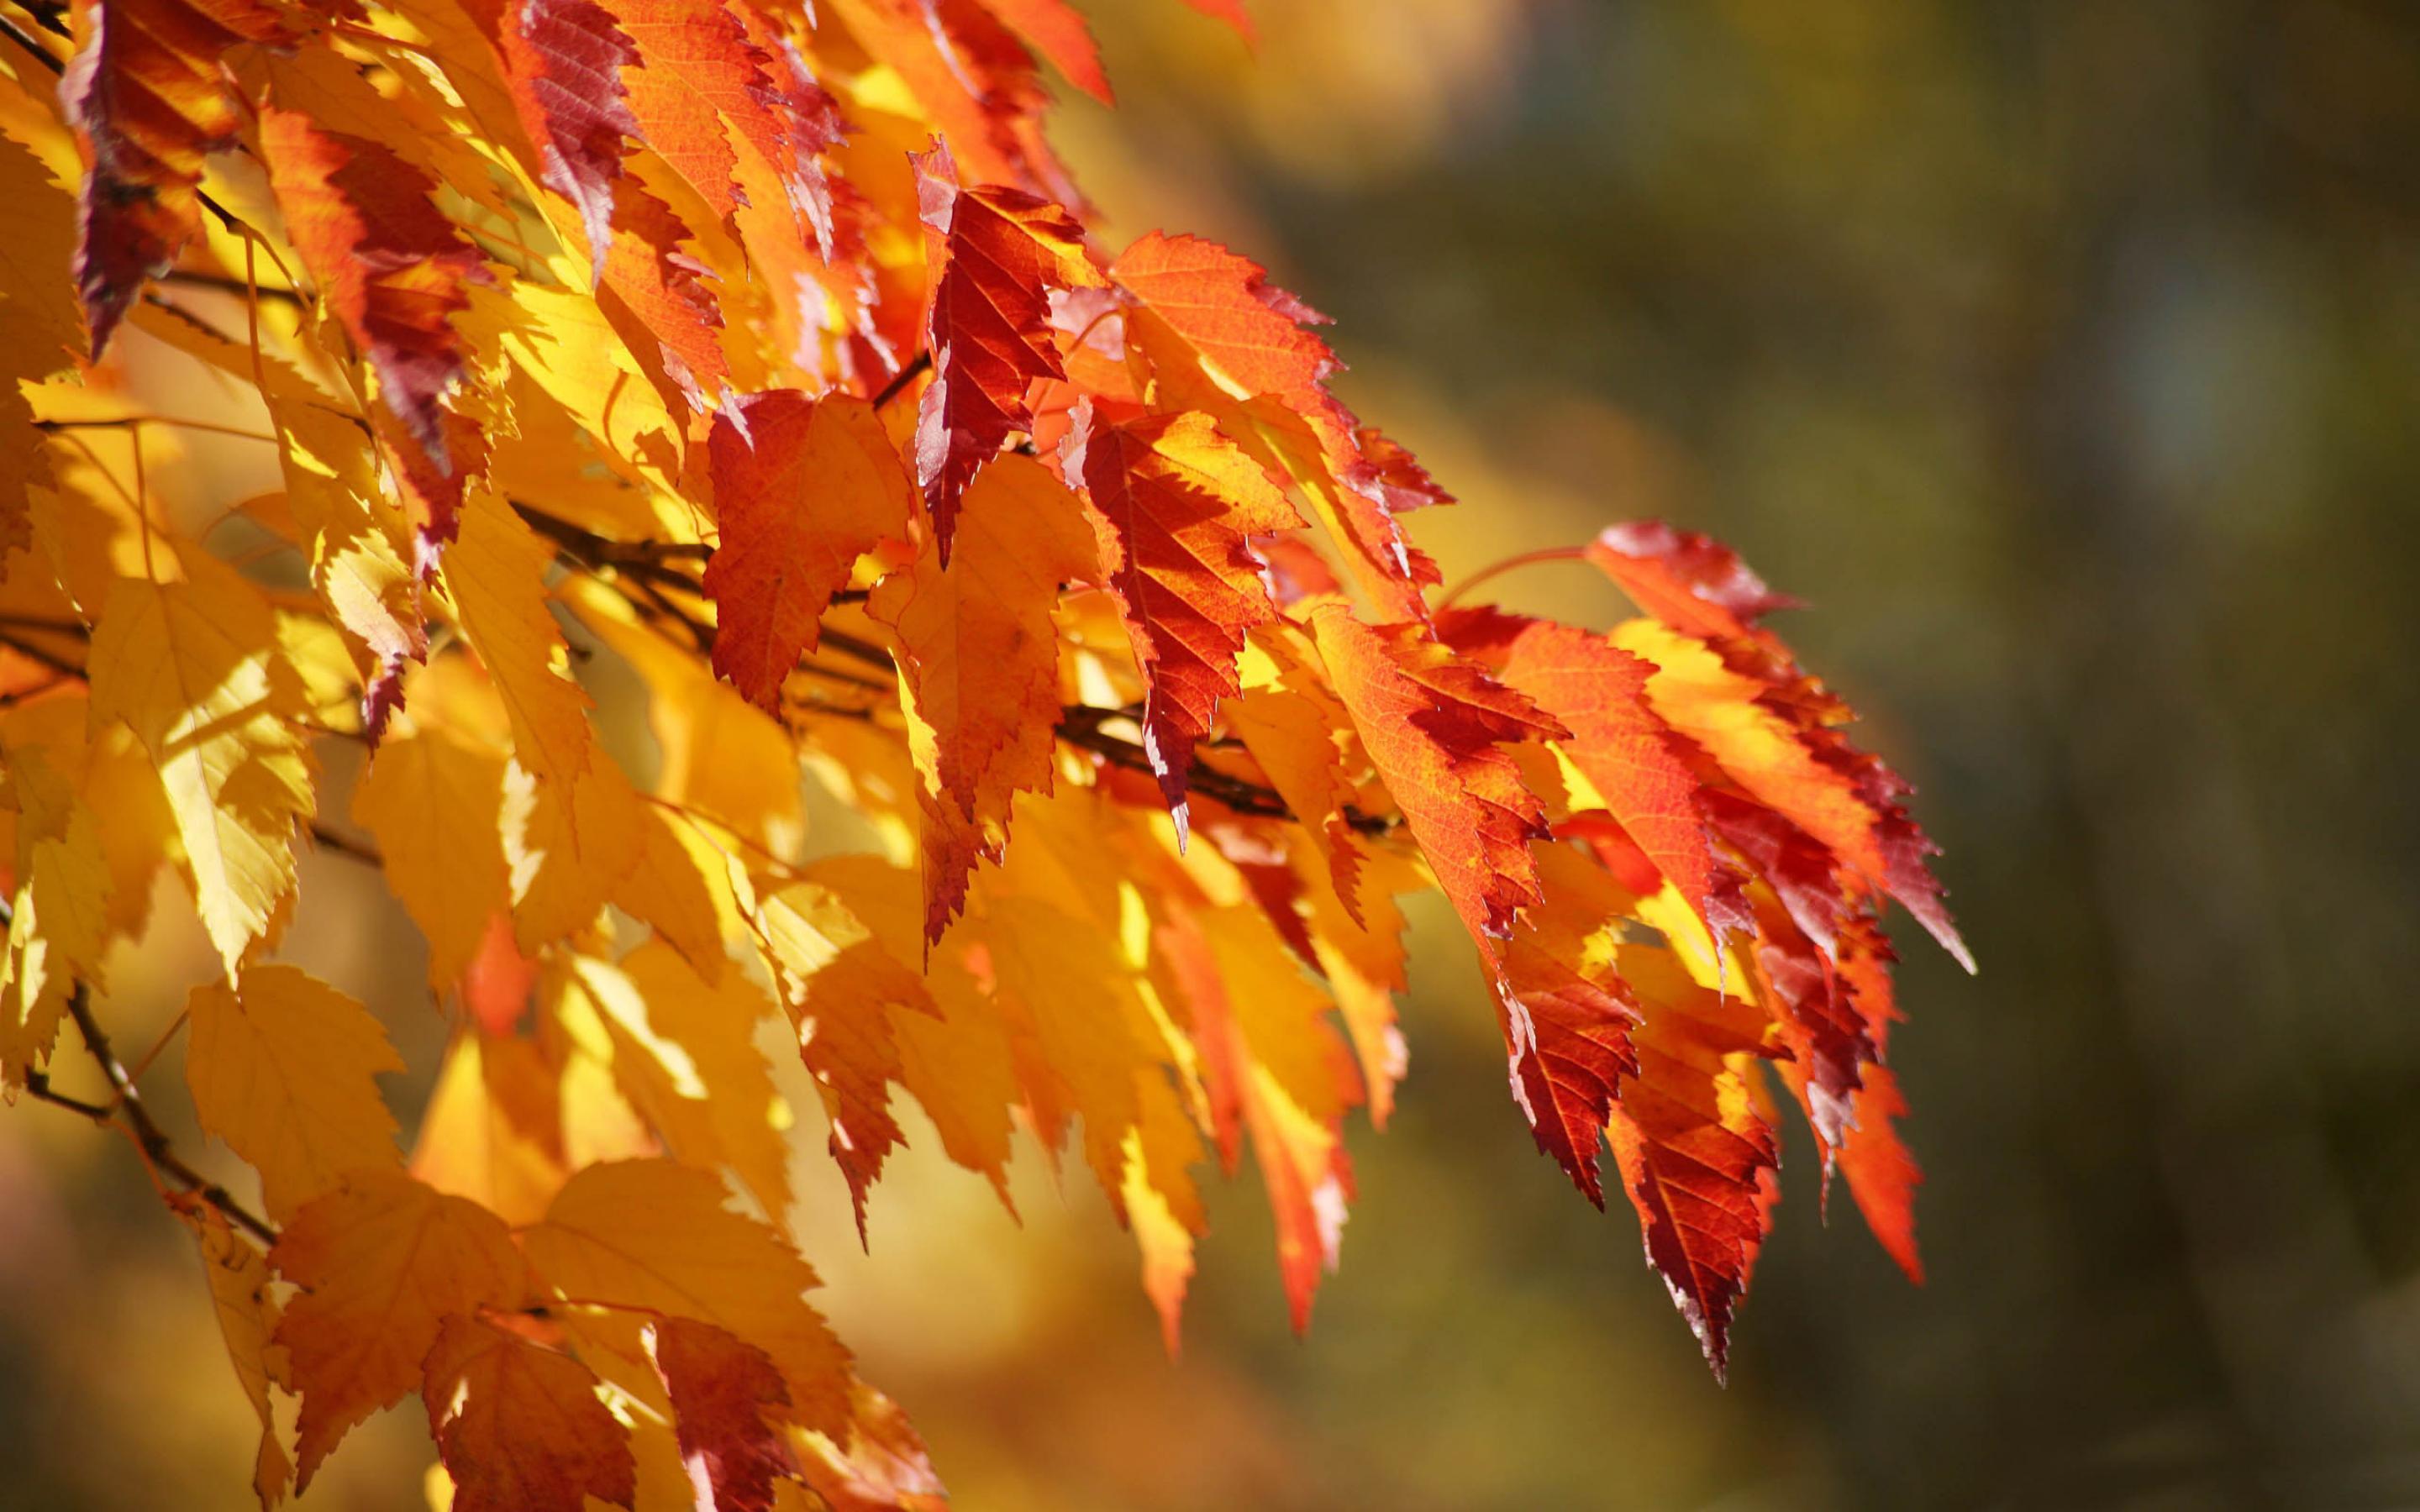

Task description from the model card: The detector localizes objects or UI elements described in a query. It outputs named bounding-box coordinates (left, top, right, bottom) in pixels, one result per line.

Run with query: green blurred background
left=6, top=1, right=2420, bottom=1507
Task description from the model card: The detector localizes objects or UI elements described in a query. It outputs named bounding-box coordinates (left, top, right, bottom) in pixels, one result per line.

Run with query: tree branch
left=0, top=900, right=277, bottom=1243
left=511, top=503, right=1406, bottom=837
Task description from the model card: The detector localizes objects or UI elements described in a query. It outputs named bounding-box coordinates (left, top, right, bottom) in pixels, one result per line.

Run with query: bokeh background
left=5, top=0, right=2419, bottom=1507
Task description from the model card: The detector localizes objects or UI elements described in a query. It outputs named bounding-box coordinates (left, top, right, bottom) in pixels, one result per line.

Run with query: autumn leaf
left=703, top=389, right=914, bottom=710
left=1068, top=403, right=1303, bottom=832
left=423, top=1315, right=638, bottom=1512
left=0, top=2, right=1977, bottom=1495
left=911, top=141, right=1104, bottom=555
left=1307, top=605, right=1560, bottom=948
left=868, top=454, right=1095, bottom=938
left=85, top=551, right=316, bottom=974
left=256, top=106, right=487, bottom=478
left=272, top=1170, right=527, bottom=1488
left=1606, top=944, right=1781, bottom=1379
left=652, top=1317, right=798, bottom=1512
left=60, top=0, right=286, bottom=349
left=521, top=1160, right=854, bottom=1436
left=190, top=1209, right=292, bottom=1509
left=185, top=963, right=404, bottom=1221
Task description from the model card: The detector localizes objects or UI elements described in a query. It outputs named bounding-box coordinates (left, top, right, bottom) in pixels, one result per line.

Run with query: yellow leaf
left=563, top=942, right=793, bottom=1218
left=410, top=1031, right=571, bottom=1226
left=440, top=489, right=592, bottom=789
left=353, top=726, right=512, bottom=990
left=191, top=1208, right=294, bottom=1510
left=521, top=1159, right=852, bottom=1436
left=185, top=963, right=405, bottom=1221
left=85, top=551, right=316, bottom=974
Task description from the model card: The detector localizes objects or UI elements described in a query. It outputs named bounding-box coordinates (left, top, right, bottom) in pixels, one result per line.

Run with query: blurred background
left=5, top=0, right=2419, bottom=1507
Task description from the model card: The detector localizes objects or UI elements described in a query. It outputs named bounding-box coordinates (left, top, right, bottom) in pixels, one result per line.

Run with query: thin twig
left=871, top=350, right=933, bottom=412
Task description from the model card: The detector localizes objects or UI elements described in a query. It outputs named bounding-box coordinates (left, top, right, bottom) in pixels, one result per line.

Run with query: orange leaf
left=977, top=0, right=1114, bottom=105
left=258, top=106, right=487, bottom=478
left=423, top=1315, right=638, bottom=1512
left=520, top=1160, right=854, bottom=1436
left=1605, top=945, right=1780, bottom=1380
left=1497, top=617, right=1714, bottom=930
left=271, top=1170, right=527, bottom=1488
left=869, top=454, right=1094, bottom=938
left=704, top=390, right=914, bottom=710
left=1307, top=606, right=1560, bottom=948
left=184, top=963, right=404, bottom=1221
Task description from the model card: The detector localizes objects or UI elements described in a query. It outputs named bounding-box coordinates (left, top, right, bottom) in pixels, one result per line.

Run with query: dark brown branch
left=160, top=271, right=307, bottom=307
left=308, top=822, right=383, bottom=865
left=60, top=981, right=279, bottom=1243
left=871, top=349, right=932, bottom=412
left=0, top=10, right=64, bottom=71
left=0, top=898, right=276, bottom=1243
left=512, top=499, right=1405, bottom=836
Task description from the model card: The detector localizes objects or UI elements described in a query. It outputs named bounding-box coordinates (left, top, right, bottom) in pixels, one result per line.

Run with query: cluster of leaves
left=0, top=0, right=1969, bottom=1504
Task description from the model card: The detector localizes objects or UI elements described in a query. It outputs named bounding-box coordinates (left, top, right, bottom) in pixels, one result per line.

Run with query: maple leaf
left=869, top=454, right=1095, bottom=938
left=85, top=551, right=316, bottom=974
left=1066, top=402, right=1304, bottom=832
left=271, top=1169, right=528, bottom=1488
left=652, top=1317, right=799, bottom=1512
left=520, top=1160, right=855, bottom=1436
left=256, top=106, right=487, bottom=475
left=423, top=1315, right=639, bottom=1512
left=911, top=141, right=1104, bottom=556
left=703, top=390, right=914, bottom=710
left=185, top=963, right=405, bottom=1221
left=1606, top=944, right=1781, bottom=1380
left=60, top=0, right=286, bottom=350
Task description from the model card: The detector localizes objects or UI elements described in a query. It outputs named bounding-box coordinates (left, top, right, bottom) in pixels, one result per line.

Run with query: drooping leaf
left=702, top=390, right=913, bottom=710
left=256, top=106, right=487, bottom=480
left=1067, top=403, right=1302, bottom=832
left=652, top=1317, right=798, bottom=1512
left=910, top=141, right=1103, bottom=556
left=271, top=1170, right=527, bottom=1488
left=60, top=0, right=286, bottom=349
left=185, top=963, right=404, bottom=1221
left=520, top=1159, right=854, bottom=1436
left=868, top=454, right=1095, bottom=938
left=422, top=1314, right=639, bottom=1512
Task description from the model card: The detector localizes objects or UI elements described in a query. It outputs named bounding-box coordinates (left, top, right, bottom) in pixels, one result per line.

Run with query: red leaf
left=1497, top=846, right=1643, bottom=1205
left=62, top=0, right=286, bottom=351
left=653, top=1318, right=798, bottom=1512
left=1605, top=946, right=1780, bottom=1380
left=1065, top=403, right=1303, bottom=832
left=422, top=1315, right=638, bottom=1512
left=1307, top=606, right=1562, bottom=948
left=911, top=141, right=1102, bottom=558
left=978, top=0, right=1115, bottom=106
left=258, top=107, right=487, bottom=467
left=502, top=0, right=640, bottom=276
